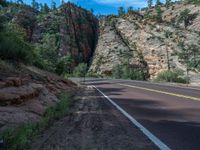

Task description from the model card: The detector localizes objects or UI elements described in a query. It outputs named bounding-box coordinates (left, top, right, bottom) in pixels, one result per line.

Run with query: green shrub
left=34, top=33, right=59, bottom=72
left=112, top=64, right=146, bottom=80
left=55, top=55, right=74, bottom=75
left=73, top=63, right=88, bottom=77
left=112, top=64, right=123, bottom=79
left=185, top=0, right=200, bottom=5
left=155, top=69, right=187, bottom=83
left=0, top=23, right=34, bottom=64
left=0, top=92, right=72, bottom=150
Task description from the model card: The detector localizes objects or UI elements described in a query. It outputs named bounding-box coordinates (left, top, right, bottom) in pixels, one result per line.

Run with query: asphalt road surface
left=80, top=78, right=200, bottom=150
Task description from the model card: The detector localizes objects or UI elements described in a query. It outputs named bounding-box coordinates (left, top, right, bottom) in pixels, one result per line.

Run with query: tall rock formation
left=33, top=2, right=99, bottom=64
left=1, top=2, right=99, bottom=65
left=89, top=2, right=200, bottom=83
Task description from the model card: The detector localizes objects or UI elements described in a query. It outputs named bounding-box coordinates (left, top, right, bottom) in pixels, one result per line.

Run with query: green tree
left=61, top=0, right=65, bottom=5
left=73, top=63, right=88, bottom=77
left=34, top=33, right=58, bottom=72
left=118, top=7, right=125, bottom=16
left=147, top=0, right=153, bottom=8
left=156, top=6, right=163, bottom=22
left=16, top=0, right=24, bottom=4
left=56, top=55, right=74, bottom=75
left=166, top=0, right=171, bottom=7
left=0, top=0, right=8, bottom=6
left=31, top=0, right=39, bottom=10
left=177, top=9, right=191, bottom=28
left=0, top=23, right=34, bottom=64
left=112, top=64, right=123, bottom=79
left=185, top=0, right=200, bottom=4
left=43, top=3, right=50, bottom=13
left=178, top=43, right=200, bottom=83
left=0, top=16, right=5, bottom=30
left=164, top=30, right=173, bottom=70
left=39, top=3, right=44, bottom=11
left=90, top=8, right=94, bottom=13
left=156, top=0, right=162, bottom=6
left=188, top=44, right=200, bottom=70
left=127, top=6, right=133, bottom=13
left=51, top=0, right=56, bottom=10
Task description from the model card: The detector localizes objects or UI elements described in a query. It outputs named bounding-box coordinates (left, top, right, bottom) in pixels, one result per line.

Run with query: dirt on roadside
left=28, top=87, right=158, bottom=150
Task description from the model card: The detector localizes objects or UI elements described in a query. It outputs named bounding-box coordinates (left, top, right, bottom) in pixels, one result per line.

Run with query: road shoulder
left=28, top=86, right=157, bottom=150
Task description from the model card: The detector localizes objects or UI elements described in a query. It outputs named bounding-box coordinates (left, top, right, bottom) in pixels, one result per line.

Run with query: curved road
left=80, top=78, right=200, bottom=150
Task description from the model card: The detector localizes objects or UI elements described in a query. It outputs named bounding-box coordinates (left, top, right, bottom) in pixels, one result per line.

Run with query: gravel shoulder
left=28, top=86, right=157, bottom=150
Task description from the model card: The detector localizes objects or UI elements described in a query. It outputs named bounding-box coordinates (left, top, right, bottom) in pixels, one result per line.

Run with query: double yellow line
left=119, top=83, right=200, bottom=101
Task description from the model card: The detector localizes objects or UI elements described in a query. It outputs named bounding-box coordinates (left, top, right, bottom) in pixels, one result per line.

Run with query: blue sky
left=22, top=0, right=168, bottom=15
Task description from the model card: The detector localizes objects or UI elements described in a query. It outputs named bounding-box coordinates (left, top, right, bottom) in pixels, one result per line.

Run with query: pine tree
left=156, top=0, right=161, bottom=6
left=147, top=0, right=153, bottom=8
left=31, top=0, right=39, bottom=10
left=177, top=9, right=191, bottom=28
left=166, top=0, right=172, bottom=7
left=0, top=0, right=8, bottom=6
left=156, top=6, right=163, bottom=22
left=43, top=3, right=50, bottom=13
left=118, top=7, right=125, bottom=16
left=127, top=6, right=133, bottom=13
left=51, top=0, right=56, bottom=10
left=16, top=0, right=23, bottom=4
left=90, top=8, right=94, bottom=13
left=61, top=0, right=65, bottom=5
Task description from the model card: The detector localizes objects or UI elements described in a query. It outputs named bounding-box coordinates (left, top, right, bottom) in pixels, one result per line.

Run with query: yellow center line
left=118, top=83, right=200, bottom=101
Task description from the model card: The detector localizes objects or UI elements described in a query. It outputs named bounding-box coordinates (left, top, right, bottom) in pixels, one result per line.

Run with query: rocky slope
left=89, top=2, right=200, bottom=83
left=0, top=61, right=76, bottom=135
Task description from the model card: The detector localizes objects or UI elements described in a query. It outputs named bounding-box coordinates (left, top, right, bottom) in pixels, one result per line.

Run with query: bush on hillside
left=55, top=55, right=74, bottom=75
left=0, top=23, right=34, bottom=64
left=34, top=33, right=59, bottom=72
left=112, top=64, right=146, bottom=80
left=185, top=0, right=200, bottom=5
left=73, top=63, right=88, bottom=77
left=155, top=69, right=188, bottom=83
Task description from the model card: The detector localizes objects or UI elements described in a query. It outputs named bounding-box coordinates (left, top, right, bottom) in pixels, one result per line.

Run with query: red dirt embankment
left=0, top=65, right=76, bottom=135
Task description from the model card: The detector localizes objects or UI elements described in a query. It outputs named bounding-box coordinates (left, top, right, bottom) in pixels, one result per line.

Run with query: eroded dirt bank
left=28, top=87, right=157, bottom=150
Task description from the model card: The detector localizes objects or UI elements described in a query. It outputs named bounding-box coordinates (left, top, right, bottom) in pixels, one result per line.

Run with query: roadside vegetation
left=112, top=63, right=146, bottom=80
left=0, top=92, right=72, bottom=150
left=155, top=69, right=188, bottom=83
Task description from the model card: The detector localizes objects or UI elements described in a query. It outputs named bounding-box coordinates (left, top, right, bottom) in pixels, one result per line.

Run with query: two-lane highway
left=83, top=79, right=200, bottom=150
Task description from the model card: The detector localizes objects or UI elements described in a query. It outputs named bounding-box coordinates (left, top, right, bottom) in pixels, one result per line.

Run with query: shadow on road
left=90, top=81, right=200, bottom=150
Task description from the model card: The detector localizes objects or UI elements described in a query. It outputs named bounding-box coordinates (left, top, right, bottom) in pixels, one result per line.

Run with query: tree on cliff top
left=118, top=7, right=125, bottom=16
left=147, top=0, right=153, bottom=8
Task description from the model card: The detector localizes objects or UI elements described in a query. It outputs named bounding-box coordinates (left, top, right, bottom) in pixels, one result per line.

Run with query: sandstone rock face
left=89, top=18, right=131, bottom=75
left=161, top=3, right=200, bottom=32
left=58, top=3, right=99, bottom=64
left=32, top=3, right=99, bottom=64
left=89, top=17, right=144, bottom=75
left=89, top=3, right=200, bottom=83
left=2, top=3, right=99, bottom=65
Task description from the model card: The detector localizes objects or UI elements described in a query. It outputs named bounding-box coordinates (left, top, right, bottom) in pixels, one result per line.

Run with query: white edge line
left=93, top=86, right=171, bottom=150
